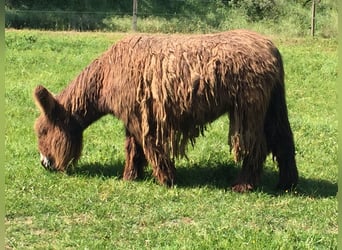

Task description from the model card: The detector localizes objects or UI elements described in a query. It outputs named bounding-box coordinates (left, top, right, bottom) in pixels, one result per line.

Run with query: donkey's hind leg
left=265, top=113, right=298, bottom=191
left=231, top=132, right=268, bottom=192
left=143, top=135, right=176, bottom=187
left=232, top=148, right=267, bottom=192
left=264, top=83, right=298, bottom=191
left=228, top=106, right=268, bottom=192
left=123, top=133, right=148, bottom=181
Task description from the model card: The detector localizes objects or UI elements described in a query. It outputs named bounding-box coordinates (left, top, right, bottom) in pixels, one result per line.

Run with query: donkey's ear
left=33, top=85, right=57, bottom=116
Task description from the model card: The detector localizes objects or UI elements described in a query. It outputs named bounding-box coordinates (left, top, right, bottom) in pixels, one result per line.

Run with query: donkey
left=33, top=30, right=298, bottom=192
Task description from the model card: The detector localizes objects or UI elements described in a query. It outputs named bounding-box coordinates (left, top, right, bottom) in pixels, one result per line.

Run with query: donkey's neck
left=57, top=59, right=108, bottom=130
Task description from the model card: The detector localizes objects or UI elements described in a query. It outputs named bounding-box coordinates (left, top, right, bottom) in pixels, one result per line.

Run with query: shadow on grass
left=67, top=160, right=125, bottom=179
left=260, top=168, right=337, bottom=198
left=176, top=162, right=337, bottom=198
left=67, top=161, right=337, bottom=199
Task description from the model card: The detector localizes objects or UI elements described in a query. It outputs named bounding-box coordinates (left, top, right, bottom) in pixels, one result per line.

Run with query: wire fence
left=4, top=4, right=337, bottom=37
left=5, top=9, right=205, bottom=31
left=6, top=9, right=126, bottom=30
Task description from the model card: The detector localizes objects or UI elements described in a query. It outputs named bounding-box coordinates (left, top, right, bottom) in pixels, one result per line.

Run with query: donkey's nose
left=40, top=153, right=54, bottom=170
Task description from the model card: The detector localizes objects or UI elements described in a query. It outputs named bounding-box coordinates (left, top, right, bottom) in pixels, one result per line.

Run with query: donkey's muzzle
left=40, top=153, right=55, bottom=171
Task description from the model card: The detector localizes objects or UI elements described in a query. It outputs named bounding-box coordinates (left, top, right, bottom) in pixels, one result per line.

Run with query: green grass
left=5, top=30, right=337, bottom=249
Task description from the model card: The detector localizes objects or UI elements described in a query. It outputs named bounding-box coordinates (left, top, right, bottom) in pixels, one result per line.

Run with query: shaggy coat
left=34, top=30, right=298, bottom=192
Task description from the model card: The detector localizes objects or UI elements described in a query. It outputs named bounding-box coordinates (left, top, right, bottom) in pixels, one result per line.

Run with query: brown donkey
left=33, top=30, right=298, bottom=192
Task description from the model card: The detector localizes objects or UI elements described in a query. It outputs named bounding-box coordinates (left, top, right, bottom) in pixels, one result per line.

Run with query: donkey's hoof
left=232, top=183, right=254, bottom=193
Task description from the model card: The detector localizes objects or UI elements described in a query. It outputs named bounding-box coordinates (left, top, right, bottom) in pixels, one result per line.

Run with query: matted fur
left=34, top=30, right=298, bottom=192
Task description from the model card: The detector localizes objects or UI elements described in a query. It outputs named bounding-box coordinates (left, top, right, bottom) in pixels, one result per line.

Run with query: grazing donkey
left=34, top=30, right=298, bottom=192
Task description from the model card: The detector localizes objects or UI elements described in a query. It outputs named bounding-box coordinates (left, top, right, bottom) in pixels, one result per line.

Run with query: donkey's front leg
left=123, top=133, right=147, bottom=181
left=143, top=136, right=176, bottom=187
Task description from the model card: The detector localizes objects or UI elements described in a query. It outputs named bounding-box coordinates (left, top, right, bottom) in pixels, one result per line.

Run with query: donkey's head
left=33, top=85, right=83, bottom=171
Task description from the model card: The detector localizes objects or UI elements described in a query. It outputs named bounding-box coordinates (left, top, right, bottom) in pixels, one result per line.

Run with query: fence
left=4, top=2, right=337, bottom=37
left=5, top=9, right=129, bottom=31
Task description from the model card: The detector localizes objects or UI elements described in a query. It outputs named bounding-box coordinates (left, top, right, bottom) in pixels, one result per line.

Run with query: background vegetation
left=5, top=0, right=338, bottom=37
left=5, top=26, right=337, bottom=248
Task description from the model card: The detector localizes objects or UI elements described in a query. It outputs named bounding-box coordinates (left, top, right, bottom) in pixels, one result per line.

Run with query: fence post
left=132, top=0, right=138, bottom=32
left=311, top=0, right=316, bottom=36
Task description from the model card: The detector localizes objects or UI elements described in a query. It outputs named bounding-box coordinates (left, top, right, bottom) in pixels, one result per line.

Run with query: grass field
left=5, top=30, right=337, bottom=249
